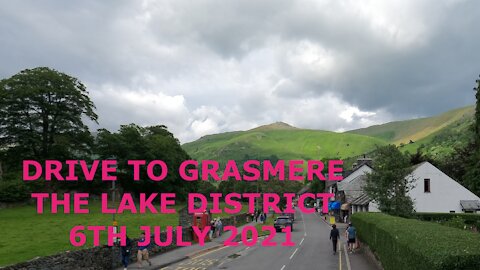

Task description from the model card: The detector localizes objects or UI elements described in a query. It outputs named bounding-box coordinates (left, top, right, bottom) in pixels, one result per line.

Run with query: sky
left=1, top=0, right=479, bottom=143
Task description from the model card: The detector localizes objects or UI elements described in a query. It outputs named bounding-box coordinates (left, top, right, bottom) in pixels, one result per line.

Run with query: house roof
left=351, top=193, right=372, bottom=206
left=337, top=175, right=368, bottom=203
left=460, top=200, right=480, bottom=211
left=344, top=162, right=372, bottom=178
left=337, top=175, right=367, bottom=191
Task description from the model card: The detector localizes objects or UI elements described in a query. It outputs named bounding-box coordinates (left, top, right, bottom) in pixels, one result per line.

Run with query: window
left=424, top=179, right=431, bottom=193
left=449, top=210, right=455, bottom=213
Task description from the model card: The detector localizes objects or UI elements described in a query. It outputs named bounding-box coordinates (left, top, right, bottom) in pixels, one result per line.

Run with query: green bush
left=413, top=212, right=480, bottom=226
left=0, top=180, right=31, bottom=202
left=443, top=216, right=466, bottom=230
left=352, top=212, right=480, bottom=270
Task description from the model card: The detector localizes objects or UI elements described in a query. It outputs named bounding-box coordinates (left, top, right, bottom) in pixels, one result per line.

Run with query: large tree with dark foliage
left=462, top=76, right=480, bottom=196
left=0, top=67, right=97, bottom=171
left=95, top=124, right=196, bottom=199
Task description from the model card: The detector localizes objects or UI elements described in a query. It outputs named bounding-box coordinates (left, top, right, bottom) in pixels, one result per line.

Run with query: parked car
left=274, top=216, right=294, bottom=232
left=281, top=212, right=295, bottom=222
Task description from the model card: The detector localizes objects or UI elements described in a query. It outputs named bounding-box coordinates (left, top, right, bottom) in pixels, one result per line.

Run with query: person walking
left=263, top=212, right=267, bottom=223
left=137, top=232, right=152, bottom=268
left=209, top=218, right=216, bottom=240
left=330, top=224, right=340, bottom=255
left=216, top=218, right=223, bottom=237
left=120, top=236, right=132, bottom=270
left=346, top=222, right=357, bottom=253
left=259, top=212, right=265, bottom=224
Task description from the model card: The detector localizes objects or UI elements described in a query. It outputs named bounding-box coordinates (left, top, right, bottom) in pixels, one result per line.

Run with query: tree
left=95, top=124, right=196, bottom=199
left=462, top=75, right=480, bottom=196
left=364, top=145, right=414, bottom=217
left=0, top=67, right=97, bottom=170
left=474, top=75, right=480, bottom=141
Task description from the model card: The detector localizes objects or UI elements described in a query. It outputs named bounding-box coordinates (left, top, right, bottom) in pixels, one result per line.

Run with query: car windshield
left=276, top=218, right=290, bottom=224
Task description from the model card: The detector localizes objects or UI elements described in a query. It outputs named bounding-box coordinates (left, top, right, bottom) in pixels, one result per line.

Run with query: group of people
left=208, top=217, right=224, bottom=239
left=252, top=209, right=267, bottom=223
left=120, top=232, right=152, bottom=270
left=329, top=222, right=357, bottom=255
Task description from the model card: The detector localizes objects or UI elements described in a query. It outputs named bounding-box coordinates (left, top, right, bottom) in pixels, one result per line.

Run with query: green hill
left=182, top=122, right=387, bottom=163
left=183, top=106, right=475, bottom=163
left=399, top=113, right=474, bottom=157
left=347, top=105, right=474, bottom=145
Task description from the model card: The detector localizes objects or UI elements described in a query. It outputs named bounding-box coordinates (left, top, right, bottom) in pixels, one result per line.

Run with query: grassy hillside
left=183, top=122, right=387, bottom=163
left=400, top=114, right=474, bottom=157
left=348, top=106, right=474, bottom=145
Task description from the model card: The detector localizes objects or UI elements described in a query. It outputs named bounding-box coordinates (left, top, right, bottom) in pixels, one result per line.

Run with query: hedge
left=351, top=212, right=480, bottom=270
left=413, top=213, right=480, bottom=226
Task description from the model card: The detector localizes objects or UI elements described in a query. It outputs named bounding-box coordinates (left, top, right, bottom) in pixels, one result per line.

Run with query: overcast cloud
left=1, top=0, right=479, bottom=142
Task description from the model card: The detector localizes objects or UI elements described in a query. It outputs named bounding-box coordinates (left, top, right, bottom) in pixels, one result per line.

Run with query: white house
left=338, top=175, right=380, bottom=214
left=340, top=161, right=480, bottom=214
left=327, top=162, right=372, bottom=195
left=330, top=160, right=377, bottom=218
left=408, top=161, right=480, bottom=213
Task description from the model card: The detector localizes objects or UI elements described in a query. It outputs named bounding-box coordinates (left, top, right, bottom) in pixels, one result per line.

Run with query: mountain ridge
left=182, top=105, right=475, bottom=163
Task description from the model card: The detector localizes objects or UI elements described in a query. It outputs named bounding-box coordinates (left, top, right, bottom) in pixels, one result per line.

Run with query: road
left=158, top=209, right=379, bottom=270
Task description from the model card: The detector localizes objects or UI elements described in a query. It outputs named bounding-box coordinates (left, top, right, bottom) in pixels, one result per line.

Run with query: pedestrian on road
left=209, top=219, right=215, bottom=240
left=216, top=218, right=223, bottom=237
left=330, top=224, right=340, bottom=255
left=262, top=212, right=267, bottom=223
left=120, top=236, right=132, bottom=270
left=137, top=232, right=152, bottom=268
left=346, top=222, right=357, bottom=253
left=259, top=213, right=265, bottom=223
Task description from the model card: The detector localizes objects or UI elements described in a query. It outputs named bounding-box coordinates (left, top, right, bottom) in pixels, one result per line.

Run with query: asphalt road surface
left=158, top=209, right=379, bottom=270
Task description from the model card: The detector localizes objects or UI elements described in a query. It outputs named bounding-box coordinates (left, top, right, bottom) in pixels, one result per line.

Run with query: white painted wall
left=369, top=201, right=380, bottom=212
left=408, top=162, right=480, bottom=213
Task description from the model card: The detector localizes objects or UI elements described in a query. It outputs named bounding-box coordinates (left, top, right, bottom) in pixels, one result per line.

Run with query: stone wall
left=1, top=229, right=192, bottom=270
left=1, top=213, right=250, bottom=270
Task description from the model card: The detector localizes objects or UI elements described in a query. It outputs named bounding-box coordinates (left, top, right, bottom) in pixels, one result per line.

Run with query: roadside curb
left=152, top=256, right=188, bottom=270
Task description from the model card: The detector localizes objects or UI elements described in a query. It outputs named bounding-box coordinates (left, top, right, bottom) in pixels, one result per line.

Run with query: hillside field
left=183, top=124, right=387, bottom=164
left=348, top=105, right=474, bottom=145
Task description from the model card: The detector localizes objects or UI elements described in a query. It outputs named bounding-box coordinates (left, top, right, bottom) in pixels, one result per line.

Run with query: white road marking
left=289, top=248, right=299, bottom=260
left=343, top=243, right=352, bottom=270
left=299, top=238, right=304, bottom=246
left=191, top=246, right=229, bottom=259
left=280, top=265, right=286, bottom=270
left=339, top=241, right=342, bottom=270
left=300, top=211, right=307, bottom=236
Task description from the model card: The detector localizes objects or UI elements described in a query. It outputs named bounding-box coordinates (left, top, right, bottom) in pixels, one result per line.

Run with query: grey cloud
left=0, top=0, right=479, bottom=142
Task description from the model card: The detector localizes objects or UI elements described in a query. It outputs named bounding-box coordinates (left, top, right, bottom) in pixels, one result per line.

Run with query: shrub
left=0, top=180, right=31, bottom=202
left=443, top=216, right=466, bottom=230
left=413, top=212, right=480, bottom=224
left=352, top=212, right=480, bottom=270
left=413, top=213, right=480, bottom=230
